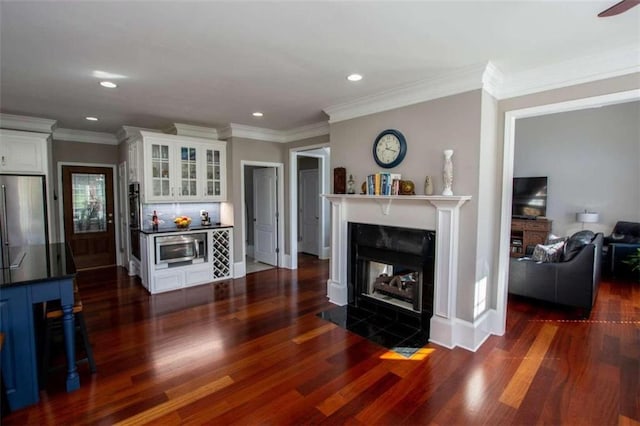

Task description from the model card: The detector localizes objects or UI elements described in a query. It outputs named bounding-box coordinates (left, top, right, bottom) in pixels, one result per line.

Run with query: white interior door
left=300, top=169, right=319, bottom=256
left=253, top=167, right=277, bottom=266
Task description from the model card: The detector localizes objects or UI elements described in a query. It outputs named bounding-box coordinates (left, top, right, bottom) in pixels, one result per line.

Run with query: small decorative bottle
left=424, top=176, right=434, bottom=195
left=152, top=210, right=159, bottom=231
left=347, top=174, right=356, bottom=194
left=442, top=149, right=454, bottom=196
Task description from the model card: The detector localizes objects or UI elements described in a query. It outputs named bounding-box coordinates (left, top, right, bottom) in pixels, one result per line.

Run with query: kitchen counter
left=1, top=243, right=76, bottom=286
left=140, top=223, right=233, bottom=234
left=0, top=242, right=79, bottom=411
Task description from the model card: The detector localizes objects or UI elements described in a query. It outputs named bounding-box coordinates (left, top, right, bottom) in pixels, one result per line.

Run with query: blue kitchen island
left=0, top=243, right=79, bottom=411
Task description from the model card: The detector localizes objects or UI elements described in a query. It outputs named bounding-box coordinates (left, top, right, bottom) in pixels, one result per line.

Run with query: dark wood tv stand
left=510, top=218, right=552, bottom=257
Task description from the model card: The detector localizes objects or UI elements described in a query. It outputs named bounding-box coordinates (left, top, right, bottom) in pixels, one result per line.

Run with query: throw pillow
left=546, top=233, right=568, bottom=245
left=563, top=230, right=595, bottom=261
left=532, top=241, right=565, bottom=263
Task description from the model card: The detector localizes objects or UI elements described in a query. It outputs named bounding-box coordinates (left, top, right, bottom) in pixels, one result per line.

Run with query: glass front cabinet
left=139, top=132, right=226, bottom=203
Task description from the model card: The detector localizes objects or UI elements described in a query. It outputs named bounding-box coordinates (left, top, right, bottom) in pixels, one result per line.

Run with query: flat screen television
left=512, top=176, right=548, bottom=219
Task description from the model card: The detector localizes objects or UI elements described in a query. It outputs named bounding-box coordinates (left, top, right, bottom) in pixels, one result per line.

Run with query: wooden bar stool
left=40, top=297, right=96, bottom=388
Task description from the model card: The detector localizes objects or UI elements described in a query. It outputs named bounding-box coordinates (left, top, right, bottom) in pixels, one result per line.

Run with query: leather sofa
left=509, top=232, right=603, bottom=316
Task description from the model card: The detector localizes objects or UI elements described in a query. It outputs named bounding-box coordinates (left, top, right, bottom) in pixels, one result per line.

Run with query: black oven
left=128, top=183, right=141, bottom=260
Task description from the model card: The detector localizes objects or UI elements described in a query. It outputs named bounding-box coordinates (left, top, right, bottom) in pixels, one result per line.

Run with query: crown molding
left=166, top=123, right=219, bottom=140
left=219, top=121, right=329, bottom=143
left=0, top=113, right=57, bottom=133
left=324, top=63, right=489, bottom=124
left=116, top=125, right=162, bottom=143
left=282, top=121, right=330, bottom=142
left=482, top=61, right=504, bottom=99
left=496, top=44, right=640, bottom=99
left=53, top=128, right=119, bottom=145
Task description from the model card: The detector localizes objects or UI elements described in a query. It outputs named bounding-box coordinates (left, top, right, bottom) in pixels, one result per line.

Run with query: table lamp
left=576, top=211, right=599, bottom=229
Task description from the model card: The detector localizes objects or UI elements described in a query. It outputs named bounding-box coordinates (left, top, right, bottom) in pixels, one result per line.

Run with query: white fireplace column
left=327, top=198, right=348, bottom=305
left=426, top=197, right=470, bottom=349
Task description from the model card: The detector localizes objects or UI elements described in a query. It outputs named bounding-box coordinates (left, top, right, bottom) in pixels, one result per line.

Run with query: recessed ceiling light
left=100, top=81, right=117, bottom=88
left=85, top=116, right=99, bottom=121
left=347, top=73, right=363, bottom=82
left=252, top=112, right=264, bottom=117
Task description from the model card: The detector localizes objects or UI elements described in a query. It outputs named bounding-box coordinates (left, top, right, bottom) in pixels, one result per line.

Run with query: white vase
left=424, top=176, right=434, bottom=195
left=442, top=149, right=454, bottom=196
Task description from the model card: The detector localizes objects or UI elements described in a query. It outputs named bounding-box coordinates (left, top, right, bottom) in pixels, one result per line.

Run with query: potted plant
left=622, top=248, right=640, bottom=281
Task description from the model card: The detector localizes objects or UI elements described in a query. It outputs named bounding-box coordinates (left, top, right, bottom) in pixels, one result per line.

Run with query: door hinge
left=276, top=248, right=280, bottom=254
left=275, top=212, right=279, bottom=219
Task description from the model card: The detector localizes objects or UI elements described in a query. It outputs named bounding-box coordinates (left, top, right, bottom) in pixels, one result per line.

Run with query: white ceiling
left=1, top=1, right=638, bottom=135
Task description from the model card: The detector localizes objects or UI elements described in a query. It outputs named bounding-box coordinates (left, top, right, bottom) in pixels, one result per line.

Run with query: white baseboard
left=319, top=246, right=331, bottom=260
left=128, top=259, right=140, bottom=277
left=281, top=253, right=293, bottom=269
left=234, top=261, right=246, bottom=278
left=327, top=279, right=347, bottom=306
left=429, top=309, right=500, bottom=352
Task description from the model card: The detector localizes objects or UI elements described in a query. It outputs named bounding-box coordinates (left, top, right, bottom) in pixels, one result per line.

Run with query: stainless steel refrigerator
left=0, top=174, right=49, bottom=269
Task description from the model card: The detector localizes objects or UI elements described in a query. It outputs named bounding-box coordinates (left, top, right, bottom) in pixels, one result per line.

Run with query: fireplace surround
left=348, top=222, right=435, bottom=335
left=322, top=194, right=472, bottom=349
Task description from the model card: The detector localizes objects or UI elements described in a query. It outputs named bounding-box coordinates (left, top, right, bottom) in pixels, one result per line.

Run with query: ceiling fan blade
left=598, top=0, right=640, bottom=17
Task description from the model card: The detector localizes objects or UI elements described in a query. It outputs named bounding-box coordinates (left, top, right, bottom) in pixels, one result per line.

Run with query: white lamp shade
left=576, top=212, right=599, bottom=223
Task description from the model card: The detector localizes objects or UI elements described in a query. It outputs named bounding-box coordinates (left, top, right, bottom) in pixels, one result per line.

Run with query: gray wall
left=225, top=134, right=329, bottom=263
left=514, top=101, right=640, bottom=236
left=330, top=90, right=483, bottom=322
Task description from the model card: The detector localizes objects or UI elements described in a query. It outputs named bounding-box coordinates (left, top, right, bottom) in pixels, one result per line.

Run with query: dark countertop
left=0, top=243, right=76, bottom=287
left=139, top=223, right=233, bottom=235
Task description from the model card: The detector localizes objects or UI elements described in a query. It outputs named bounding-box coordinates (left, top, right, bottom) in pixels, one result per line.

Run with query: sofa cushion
left=563, top=230, right=595, bottom=261
left=532, top=241, right=565, bottom=263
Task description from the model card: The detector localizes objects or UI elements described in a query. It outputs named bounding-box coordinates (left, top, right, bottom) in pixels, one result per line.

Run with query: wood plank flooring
left=3, top=254, right=639, bottom=425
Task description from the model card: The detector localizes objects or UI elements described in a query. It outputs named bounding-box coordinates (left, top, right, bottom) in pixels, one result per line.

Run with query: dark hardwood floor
left=3, top=255, right=639, bottom=425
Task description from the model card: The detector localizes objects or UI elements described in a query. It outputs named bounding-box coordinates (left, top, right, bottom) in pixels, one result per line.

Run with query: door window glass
left=72, top=173, right=106, bottom=233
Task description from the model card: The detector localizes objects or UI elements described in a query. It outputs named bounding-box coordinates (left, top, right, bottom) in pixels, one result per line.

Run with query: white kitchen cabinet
left=0, top=129, right=49, bottom=174
left=137, top=131, right=226, bottom=203
left=127, top=138, right=142, bottom=183
left=140, top=227, right=233, bottom=294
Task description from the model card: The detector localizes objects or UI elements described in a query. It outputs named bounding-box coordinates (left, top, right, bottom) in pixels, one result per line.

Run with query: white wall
left=514, top=100, right=640, bottom=236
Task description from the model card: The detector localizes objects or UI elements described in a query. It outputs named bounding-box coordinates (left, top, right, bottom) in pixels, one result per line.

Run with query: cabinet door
left=176, top=144, right=200, bottom=200
left=145, top=141, right=174, bottom=202
left=127, top=140, right=140, bottom=183
left=0, top=131, right=47, bottom=174
left=202, top=145, right=226, bottom=201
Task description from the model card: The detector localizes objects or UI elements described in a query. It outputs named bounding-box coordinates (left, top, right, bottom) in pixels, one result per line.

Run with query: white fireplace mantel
left=322, top=194, right=471, bottom=349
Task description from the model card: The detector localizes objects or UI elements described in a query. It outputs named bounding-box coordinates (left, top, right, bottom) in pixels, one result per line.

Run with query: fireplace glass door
left=364, top=260, right=422, bottom=312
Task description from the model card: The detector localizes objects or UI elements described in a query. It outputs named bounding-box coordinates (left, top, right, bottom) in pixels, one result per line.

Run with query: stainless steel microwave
left=155, top=233, right=207, bottom=268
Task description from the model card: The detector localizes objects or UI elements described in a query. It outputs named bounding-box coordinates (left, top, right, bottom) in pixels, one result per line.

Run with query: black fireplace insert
left=348, top=222, right=435, bottom=334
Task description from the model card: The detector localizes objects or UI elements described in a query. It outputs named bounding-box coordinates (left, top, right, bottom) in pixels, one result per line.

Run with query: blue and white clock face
left=373, top=129, right=407, bottom=168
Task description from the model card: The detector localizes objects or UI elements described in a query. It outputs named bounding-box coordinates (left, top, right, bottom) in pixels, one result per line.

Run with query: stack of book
left=365, top=173, right=402, bottom=195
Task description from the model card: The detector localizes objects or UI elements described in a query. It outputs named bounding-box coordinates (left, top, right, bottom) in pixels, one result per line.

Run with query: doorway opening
left=289, top=144, right=330, bottom=270
left=241, top=161, right=284, bottom=275
left=496, top=88, right=640, bottom=334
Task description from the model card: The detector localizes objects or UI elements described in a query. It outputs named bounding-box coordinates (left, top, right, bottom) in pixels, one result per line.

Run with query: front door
left=253, top=167, right=277, bottom=266
left=62, top=165, right=116, bottom=269
left=300, top=169, right=319, bottom=256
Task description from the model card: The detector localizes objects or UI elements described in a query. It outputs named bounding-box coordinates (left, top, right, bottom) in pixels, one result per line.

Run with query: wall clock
left=373, top=129, right=407, bottom=169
